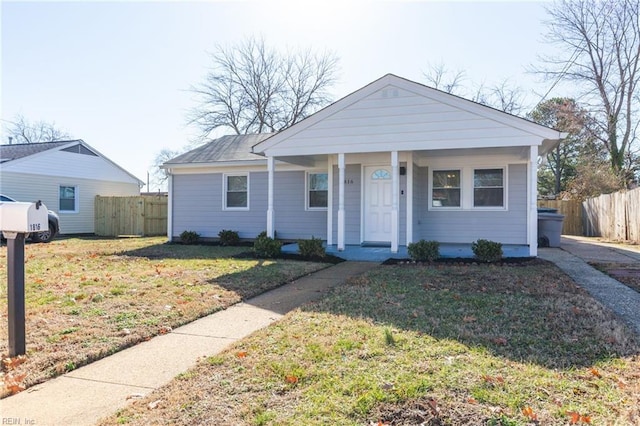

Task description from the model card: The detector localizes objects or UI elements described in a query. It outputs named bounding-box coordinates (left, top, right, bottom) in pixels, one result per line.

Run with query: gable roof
left=164, top=134, right=272, bottom=166
left=0, top=139, right=144, bottom=185
left=0, top=140, right=75, bottom=163
left=253, top=74, right=565, bottom=157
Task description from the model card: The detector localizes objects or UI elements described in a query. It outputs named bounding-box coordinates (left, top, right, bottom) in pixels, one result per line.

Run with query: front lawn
left=0, top=237, right=330, bottom=397
left=103, top=260, right=640, bottom=425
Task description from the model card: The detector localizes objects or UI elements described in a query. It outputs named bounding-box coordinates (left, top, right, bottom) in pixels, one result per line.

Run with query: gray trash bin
left=537, top=212, right=565, bottom=248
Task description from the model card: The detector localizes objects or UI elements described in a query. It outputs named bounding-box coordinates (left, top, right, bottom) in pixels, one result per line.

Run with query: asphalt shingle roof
left=165, top=134, right=272, bottom=165
left=0, top=140, right=81, bottom=163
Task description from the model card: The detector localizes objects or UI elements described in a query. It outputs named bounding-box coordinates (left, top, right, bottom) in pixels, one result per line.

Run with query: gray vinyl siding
left=417, top=164, right=527, bottom=244
left=332, top=164, right=362, bottom=244
left=171, top=171, right=325, bottom=240
left=273, top=171, right=326, bottom=240
left=172, top=173, right=265, bottom=239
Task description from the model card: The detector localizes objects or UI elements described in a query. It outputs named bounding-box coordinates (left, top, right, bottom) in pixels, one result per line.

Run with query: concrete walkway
left=539, top=236, right=640, bottom=337
left=0, top=261, right=373, bottom=426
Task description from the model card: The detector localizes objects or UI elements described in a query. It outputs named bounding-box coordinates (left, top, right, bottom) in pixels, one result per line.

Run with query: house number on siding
left=344, top=179, right=354, bottom=184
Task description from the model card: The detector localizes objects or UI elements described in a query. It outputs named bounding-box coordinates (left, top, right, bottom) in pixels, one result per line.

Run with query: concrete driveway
left=559, top=235, right=640, bottom=263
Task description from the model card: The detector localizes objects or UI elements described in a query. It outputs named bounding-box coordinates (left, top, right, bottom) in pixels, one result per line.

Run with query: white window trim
left=305, top=171, right=328, bottom=211
left=223, top=173, right=250, bottom=211
left=59, top=185, right=79, bottom=214
left=428, top=169, right=463, bottom=210
left=428, top=166, right=508, bottom=211
left=472, top=166, right=507, bottom=210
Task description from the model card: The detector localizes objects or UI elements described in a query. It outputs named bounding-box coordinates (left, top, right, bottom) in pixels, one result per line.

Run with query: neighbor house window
left=474, top=168, right=504, bottom=207
left=224, top=174, right=249, bottom=209
left=307, top=172, right=328, bottom=209
left=59, top=185, right=77, bottom=212
left=432, top=170, right=460, bottom=207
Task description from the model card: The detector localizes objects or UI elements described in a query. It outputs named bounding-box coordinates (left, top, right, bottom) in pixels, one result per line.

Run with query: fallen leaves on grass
left=589, top=367, right=602, bottom=378
left=158, top=325, right=172, bottom=334
left=567, top=411, right=591, bottom=424
left=522, top=406, right=538, bottom=421
left=284, top=375, right=299, bottom=384
left=2, top=355, right=27, bottom=370
left=2, top=372, right=26, bottom=395
left=236, top=351, right=248, bottom=358
left=482, top=374, right=505, bottom=385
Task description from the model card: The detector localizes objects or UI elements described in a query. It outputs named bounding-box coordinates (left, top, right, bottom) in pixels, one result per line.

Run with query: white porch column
left=528, top=145, right=538, bottom=256
left=167, top=172, right=173, bottom=242
left=327, top=156, right=334, bottom=246
left=337, top=153, right=345, bottom=251
left=267, top=156, right=275, bottom=238
left=406, top=154, right=413, bottom=245
left=391, top=151, right=399, bottom=253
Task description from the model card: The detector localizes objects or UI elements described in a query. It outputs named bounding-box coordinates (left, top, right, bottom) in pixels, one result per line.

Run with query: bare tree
left=188, top=37, right=339, bottom=140
left=150, top=148, right=182, bottom=191
left=539, top=0, right=640, bottom=182
left=6, top=114, right=71, bottom=144
left=423, top=63, right=526, bottom=115
left=423, top=62, right=466, bottom=94
left=485, top=80, right=526, bottom=116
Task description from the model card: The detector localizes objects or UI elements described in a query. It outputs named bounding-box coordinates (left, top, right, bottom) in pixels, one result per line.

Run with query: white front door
left=364, top=166, right=393, bottom=243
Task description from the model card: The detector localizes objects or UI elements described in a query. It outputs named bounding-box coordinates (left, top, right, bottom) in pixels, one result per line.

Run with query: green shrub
left=297, top=236, right=325, bottom=258
left=218, top=229, right=240, bottom=246
left=407, top=240, right=440, bottom=262
left=179, top=230, right=200, bottom=245
left=471, top=239, right=503, bottom=262
left=254, top=232, right=282, bottom=258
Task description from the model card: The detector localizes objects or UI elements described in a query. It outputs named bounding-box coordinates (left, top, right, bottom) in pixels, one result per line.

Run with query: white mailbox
left=0, top=201, right=49, bottom=234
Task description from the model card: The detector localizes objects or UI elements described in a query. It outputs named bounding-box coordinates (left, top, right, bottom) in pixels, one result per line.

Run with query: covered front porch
left=282, top=242, right=531, bottom=262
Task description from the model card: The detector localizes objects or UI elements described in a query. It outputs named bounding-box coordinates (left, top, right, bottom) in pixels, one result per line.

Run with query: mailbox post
left=0, top=201, right=49, bottom=357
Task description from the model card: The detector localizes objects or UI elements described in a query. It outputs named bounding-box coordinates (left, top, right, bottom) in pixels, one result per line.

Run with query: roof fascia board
left=162, top=159, right=267, bottom=169
left=165, top=161, right=309, bottom=175
left=75, top=140, right=145, bottom=185
left=265, top=136, right=545, bottom=157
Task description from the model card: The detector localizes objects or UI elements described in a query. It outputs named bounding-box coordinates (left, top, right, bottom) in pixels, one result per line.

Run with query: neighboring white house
left=163, top=74, right=565, bottom=257
left=0, top=139, right=143, bottom=234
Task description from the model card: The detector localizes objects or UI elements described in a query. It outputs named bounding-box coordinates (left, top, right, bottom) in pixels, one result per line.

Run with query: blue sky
left=1, top=1, right=563, bottom=191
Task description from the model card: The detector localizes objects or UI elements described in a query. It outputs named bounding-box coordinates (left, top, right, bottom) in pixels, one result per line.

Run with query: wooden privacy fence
left=95, top=195, right=168, bottom=237
left=582, top=188, right=640, bottom=243
left=537, top=199, right=583, bottom=236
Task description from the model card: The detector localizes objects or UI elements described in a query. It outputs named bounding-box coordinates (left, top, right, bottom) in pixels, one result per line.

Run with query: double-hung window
left=473, top=168, right=504, bottom=207
left=307, top=172, right=328, bottom=209
left=431, top=170, right=461, bottom=207
left=59, top=185, right=78, bottom=212
left=224, top=174, right=249, bottom=210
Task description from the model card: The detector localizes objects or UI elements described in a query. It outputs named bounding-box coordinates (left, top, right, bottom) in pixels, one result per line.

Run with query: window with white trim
left=473, top=168, right=504, bottom=207
left=431, top=170, right=461, bottom=207
left=59, top=185, right=78, bottom=212
left=307, top=172, right=328, bottom=209
left=224, top=174, right=249, bottom=210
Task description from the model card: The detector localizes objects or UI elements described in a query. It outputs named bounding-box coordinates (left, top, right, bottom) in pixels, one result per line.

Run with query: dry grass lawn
left=102, top=260, right=640, bottom=425
left=0, top=237, right=330, bottom=397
